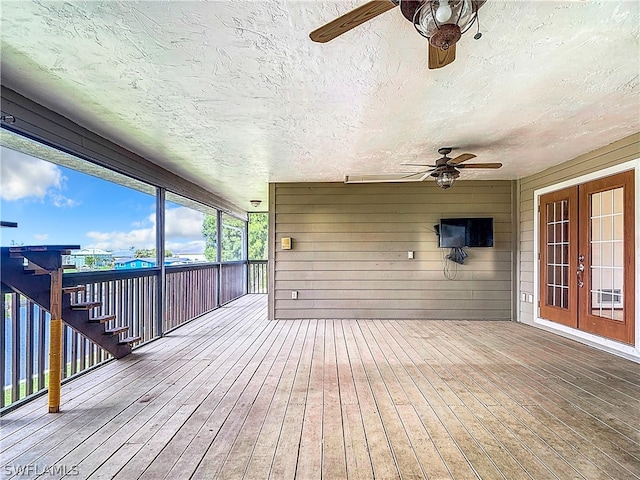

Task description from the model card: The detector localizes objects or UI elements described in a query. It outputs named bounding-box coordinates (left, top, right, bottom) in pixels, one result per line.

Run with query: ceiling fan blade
left=456, top=163, right=503, bottom=169
left=428, top=43, right=456, bottom=69
left=344, top=172, right=427, bottom=183
left=473, top=0, right=488, bottom=12
left=401, top=163, right=437, bottom=167
left=448, top=153, right=477, bottom=165
left=310, top=0, right=398, bottom=43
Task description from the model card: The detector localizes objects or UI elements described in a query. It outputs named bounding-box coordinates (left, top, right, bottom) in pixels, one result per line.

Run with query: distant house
left=114, top=257, right=186, bottom=270
left=114, top=258, right=154, bottom=269
left=68, top=248, right=113, bottom=269
left=174, top=253, right=207, bottom=263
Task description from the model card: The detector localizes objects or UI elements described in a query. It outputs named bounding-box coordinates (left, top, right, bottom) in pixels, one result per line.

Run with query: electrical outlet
left=521, top=292, right=527, bottom=302
left=528, top=294, right=533, bottom=303
left=408, top=251, right=414, bottom=259
left=291, top=291, right=298, bottom=300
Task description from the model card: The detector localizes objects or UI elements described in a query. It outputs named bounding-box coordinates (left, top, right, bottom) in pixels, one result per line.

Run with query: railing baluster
left=1, top=294, right=6, bottom=408
left=79, top=335, right=86, bottom=372
left=25, top=301, right=34, bottom=396
left=38, top=307, right=46, bottom=392
left=11, top=294, right=20, bottom=403
left=62, top=325, right=70, bottom=380
left=70, top=329, right=78, bottom=376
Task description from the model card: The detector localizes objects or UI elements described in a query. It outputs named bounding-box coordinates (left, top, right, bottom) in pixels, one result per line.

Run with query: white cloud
left=50, top=192, right=81, bottom=208
left=0, top=148, right=62, bottom=200
left=84, top=206, right=206, bottom=251
left=34, top=233, right=49, bottom=241
left=164, top=207, right=205, bottom=239
left=166, top=240, right=206, bottom=254
left=85, top=228, right=155, bottom=251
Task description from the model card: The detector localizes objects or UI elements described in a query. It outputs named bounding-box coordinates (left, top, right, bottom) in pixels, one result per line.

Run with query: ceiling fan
left=310, top=0, right=486, bottom=69
left=344, top=147, right=502, bottom=189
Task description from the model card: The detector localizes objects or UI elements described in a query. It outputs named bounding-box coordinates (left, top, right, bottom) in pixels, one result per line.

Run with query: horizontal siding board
left=272, top=232, right=513, bottom=244
left=273, top=250, right=513, bottom=262
left=274, top=289, right=477, bottom=300
left=274, top=291, right=512, bottom=302
left=274, top=261, right=512, bottom=272
left=276, top=280, right=513, bottom=291
left=275, top=181, right=512, bottom=197
left=273, top=180, right=514, bottom=320
left=275, top=219, right=513, bottom=233
left=274, top=195, right=514, bottom=211
left=275, top=207, right=511, bottom=224
left=273, top=309, right=511, bottom=320
left=274, top=299, right=511, bottom=311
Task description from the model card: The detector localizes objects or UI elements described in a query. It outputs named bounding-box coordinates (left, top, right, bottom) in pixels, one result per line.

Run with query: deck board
left=1, top=294, right=639, bottom=480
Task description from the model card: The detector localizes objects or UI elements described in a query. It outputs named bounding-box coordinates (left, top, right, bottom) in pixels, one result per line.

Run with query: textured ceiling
left=1, top=1, right=638, bottom=212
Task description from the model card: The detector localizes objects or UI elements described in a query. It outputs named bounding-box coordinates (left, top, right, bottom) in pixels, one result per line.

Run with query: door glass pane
left=590, top=188, right=624, bottom=321
left=545, top=200, right=569, bottom=309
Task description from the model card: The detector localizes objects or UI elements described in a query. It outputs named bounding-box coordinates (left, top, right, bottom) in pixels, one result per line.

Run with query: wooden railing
left=220, top=262, right=245, bottom=305
left=67, top=268, right=159, bottom=344
left=164, top=263, right=219, bottom=331
left=248, top=260, right=268, bottom=294
left=1, top=260, right=252, bottom=411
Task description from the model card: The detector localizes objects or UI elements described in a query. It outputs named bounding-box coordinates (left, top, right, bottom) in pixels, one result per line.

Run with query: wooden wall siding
left=517, top=132, right=640, bottom=325
left=272, top=181, right=514, bottom=320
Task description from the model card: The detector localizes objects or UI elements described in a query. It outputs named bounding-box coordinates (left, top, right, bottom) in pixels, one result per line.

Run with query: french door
left=539, top=170, right=635, bottom=344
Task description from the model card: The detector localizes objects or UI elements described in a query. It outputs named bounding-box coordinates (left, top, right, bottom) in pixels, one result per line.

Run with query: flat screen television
left=439, top=217, right=494, bottom=248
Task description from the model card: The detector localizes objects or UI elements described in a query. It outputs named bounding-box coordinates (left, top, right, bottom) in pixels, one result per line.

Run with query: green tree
left=202, top=213, right=267, bottom=262
left=221, top=215, right=244, bottom=261
left=134, top=248, right=173, bottom=258
left=248, top=212, right=268, bottom=260
left=134, top=248, right=154, bottom=258
left=202, top=215, right=218, bottom=262
left=85, top=255, right=96, bottom=269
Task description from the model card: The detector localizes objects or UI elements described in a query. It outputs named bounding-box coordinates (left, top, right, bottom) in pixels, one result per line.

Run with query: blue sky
left=0, top=146, right=207, bottom=253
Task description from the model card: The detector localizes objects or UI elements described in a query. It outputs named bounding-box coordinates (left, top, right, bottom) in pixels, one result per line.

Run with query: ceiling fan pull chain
left=473, top=9, right=482, bottom=39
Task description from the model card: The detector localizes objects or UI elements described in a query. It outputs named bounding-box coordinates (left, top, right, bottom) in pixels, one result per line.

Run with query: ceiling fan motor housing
left=429, top=24, right=461, bottom=49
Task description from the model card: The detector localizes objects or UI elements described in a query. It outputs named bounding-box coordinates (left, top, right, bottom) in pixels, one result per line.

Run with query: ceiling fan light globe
left=414, top=0, right=477, bottom=41
left=435, top=171, right=456, bottom=189
left=435, top=2, right=452, bottom=23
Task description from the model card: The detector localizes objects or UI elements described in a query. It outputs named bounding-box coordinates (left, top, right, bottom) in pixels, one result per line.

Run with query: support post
left=48, top=267, right=63, bottom=413
left=216, top=209, right=222, bottom=307
left=156, top=187, right=166, bottom=337
left=244, top=218, right=249, bottom=295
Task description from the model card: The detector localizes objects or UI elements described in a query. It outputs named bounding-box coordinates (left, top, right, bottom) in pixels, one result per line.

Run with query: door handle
left=577, top=254, right=585, bottom=288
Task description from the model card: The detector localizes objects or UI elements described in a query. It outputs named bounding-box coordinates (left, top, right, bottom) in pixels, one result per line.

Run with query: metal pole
left=156, top=187, right=166, bottom=337
left=48, top=267, right=63, bottom=413
left=244, top=217, right=249, bottom=294
left=216, top=209, right=222, bottom=307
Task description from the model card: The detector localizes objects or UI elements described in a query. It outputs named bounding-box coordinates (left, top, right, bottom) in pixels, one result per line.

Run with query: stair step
left=119, top=336, right=141, bottom=345
left=89, top=314, right=116, bottom=324
left=63, top=285, right=86, bottom=294
left=24, top=267, right=49, bottom=275
left=71, top=301, right=102, bottom=310
left=105, top=326, right=129, bottom=335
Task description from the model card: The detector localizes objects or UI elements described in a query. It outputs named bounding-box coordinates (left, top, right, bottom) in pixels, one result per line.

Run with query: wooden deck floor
left=2, top=294, right=640, bottom=479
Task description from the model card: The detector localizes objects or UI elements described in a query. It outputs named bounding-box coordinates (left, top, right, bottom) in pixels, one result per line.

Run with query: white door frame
left=532, top=158, right=640, bottom=362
